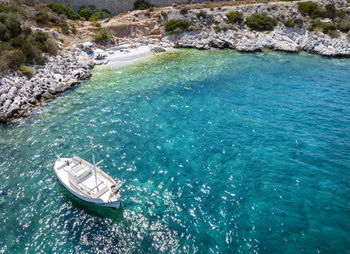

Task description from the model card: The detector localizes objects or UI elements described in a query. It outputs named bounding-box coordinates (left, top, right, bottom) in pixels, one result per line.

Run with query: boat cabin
left=66, top=156, right=109, bottom=198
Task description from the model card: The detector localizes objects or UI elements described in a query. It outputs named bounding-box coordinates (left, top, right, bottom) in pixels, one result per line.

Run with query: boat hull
left=55, top=172, right=121, bottom=209
left=54, top=158, right=121, bottom=209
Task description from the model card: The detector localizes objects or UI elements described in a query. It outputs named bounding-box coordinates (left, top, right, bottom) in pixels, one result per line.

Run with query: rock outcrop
left=166, top=1, right=350, bottom=57
left=172, top=25, right=350, bottom=56
left=0, top=48, right=94, bottom=123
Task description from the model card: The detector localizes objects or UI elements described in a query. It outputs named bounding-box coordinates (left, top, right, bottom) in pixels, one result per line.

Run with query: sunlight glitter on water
left=0, top=50, right=350, bottom=253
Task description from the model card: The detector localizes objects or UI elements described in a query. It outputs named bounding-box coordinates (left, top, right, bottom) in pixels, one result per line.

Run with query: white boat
left=54, top=138, right=123, bottom=209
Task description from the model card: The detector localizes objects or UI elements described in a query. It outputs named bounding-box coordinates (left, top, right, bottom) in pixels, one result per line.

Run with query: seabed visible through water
left=0, top=49, right=349, bottom=253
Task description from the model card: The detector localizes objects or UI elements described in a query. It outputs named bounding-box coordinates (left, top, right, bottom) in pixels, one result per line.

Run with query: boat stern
left=108, top=200, right=121, bottom=209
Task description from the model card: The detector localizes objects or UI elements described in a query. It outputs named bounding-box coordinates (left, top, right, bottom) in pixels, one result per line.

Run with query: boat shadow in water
left=58, top=183, right=124, bottom=221
left=57, top=184, right=136, bottom=252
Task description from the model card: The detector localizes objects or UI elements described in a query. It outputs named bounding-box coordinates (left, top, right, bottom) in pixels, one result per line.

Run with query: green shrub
left=19, top=41, right=36, bottom=61
left=325, top=4, right=337, bottom=19
left=180, top=8, right=188, bottom=15
left=134, top=0, right=152, bottom=10
left=36, top=56, right=46, bottom=65
left=312, top=6, right=327, bottom=19
left=0, top=3, right=20, bottom=13
left=336, top=18, right=350, bottom=32
left=61, top=25, right=70, bottom=35
left=320, top=23, right=336, bottom=33
left=5, top=12, right=22, bottom=37
left=28, top=31, right=49, bottom=53
left=226, top=11, right=243, bottom=24
left=0, top=42, right=13, bottom=52
left=336, top=9, right=346, bottom=19
left=214, top=25, right=221, bottom=33
left=284, top=18, right=294, bottom=27
left=328, top=29, right=339, bottom=38
left=297, top=1, right=318, bottom=16
left=165, top=19, right=193, bottom=34
left=44, top=37, right=58, bottom=54
left=10, top=34, right=26, bottom=48
left=91, top=20, right=101, bottom=27
left=46, top=2, right=80, bottom=20
left=78, top=7, right=94, bottom=20
left=0, top=23, right=10, bottom=41
left=297, top=1, right=331, bottom=19
left=30, top=30, right=48, bottom=43
left=196, top=10, right=207, bottom=19
left=6, top=49, right=26, bottom=69
left=0, top=12, right=21, bottom=40
left=94, top=28, right=113, bottom=43
left=246, top=13, right=278, bottom=31
left=91, top=10, right=110, bottom=20
left=0, top=12, right=6, bottom=22
left=0, top=7, right=58, bottom=72
left=35, top=12, right=49, bottom=24
left=70, top=23, right=77, bottom=34
left=310, top=21, right=337, bottom=34
left=0, top=3, right=60, bottom=72
left=18, top=65, right=35, bottom=78
left=80, top=5, right=111, bottom=21
left=22, top=26, right=32, bottom=36
left=0, top=55, right=9, bottom=74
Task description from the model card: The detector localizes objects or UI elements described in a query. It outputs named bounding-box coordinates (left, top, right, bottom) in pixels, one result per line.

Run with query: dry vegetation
left=0, top=0, right=102, bottom=75
left=173, top=0, right=296, bottom=10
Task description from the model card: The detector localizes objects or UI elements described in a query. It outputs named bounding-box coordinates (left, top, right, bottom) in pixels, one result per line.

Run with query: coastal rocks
left=42, top=91, right=54, bottom=99
left=316, top=0, right=348, bottom=8
left=175, top=27, right=350, bottom=56
left=301, top=32, right=350, bottom=56
left=168, top=2, right=350, bottom=57
left=71, top=69, right=92, bottom=80
left=176, top=27, right=350, bottom=56
left=0, top=47, right=94, bottom=123
left=151, top=46, right=166, bottom=53
left=94, top=60, right=109, bottom=65
left=150, top=25, right=161, bottom=35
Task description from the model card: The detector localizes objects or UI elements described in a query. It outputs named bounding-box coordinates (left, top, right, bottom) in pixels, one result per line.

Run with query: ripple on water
left=0, top=50, right=349, bottom=253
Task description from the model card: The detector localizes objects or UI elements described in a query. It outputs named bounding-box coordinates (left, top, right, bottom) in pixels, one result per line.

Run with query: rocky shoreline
left=167, top=1, right=350, bottom=56
left=172, top=26, right=350, bottom=56
left=0, top=48, right=94, bottom=123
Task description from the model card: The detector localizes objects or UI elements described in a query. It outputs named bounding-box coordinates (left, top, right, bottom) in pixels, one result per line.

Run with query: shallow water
left=0, top=50, right=349, bottom=253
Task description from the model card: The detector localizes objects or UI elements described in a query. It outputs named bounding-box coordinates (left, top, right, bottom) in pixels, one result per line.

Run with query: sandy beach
left=93, top=44, right=170, bottom=68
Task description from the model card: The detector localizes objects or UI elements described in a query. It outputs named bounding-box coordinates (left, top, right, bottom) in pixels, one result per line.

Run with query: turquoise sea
left=0, top=50, right=349, bottom=253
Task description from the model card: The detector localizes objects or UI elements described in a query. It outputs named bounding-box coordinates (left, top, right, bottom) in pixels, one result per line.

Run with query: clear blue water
left=0, top=50, right=349, bottom=253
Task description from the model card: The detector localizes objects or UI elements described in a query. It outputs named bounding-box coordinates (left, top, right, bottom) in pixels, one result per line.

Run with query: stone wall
left=40, top=0, right=199, bottom=14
